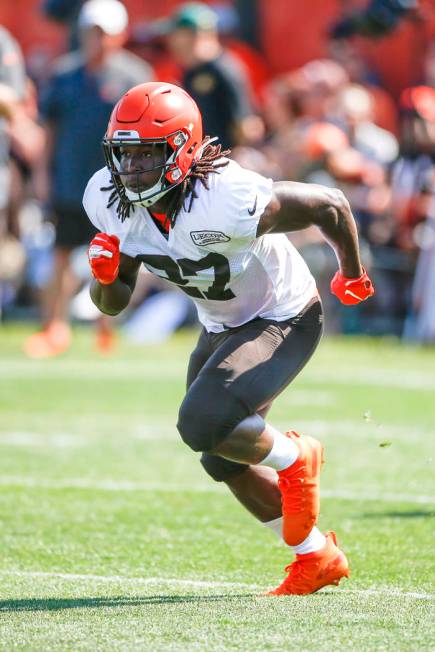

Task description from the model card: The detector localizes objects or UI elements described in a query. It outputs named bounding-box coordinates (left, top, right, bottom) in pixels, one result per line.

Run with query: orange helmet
left=103, top=82, right=203, bottom=207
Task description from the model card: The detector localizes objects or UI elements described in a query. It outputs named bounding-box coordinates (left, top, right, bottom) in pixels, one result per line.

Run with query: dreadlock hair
left=100, top=137, right=231, bottom=226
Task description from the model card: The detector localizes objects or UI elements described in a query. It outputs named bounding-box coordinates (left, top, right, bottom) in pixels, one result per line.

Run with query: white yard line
left=0, top=570, right=433, bottom=601
left=0, top=476, right=433, bottom=504
left=321, top=489, right=435, bottom=505
left=0, top=477, right=224, bottom=494
left=2, top=361, right=435, bottom=390
left=342, top=588, right=435, bottom=600
left=306, top=369, right=435, bottom=391
left=0, top=432, right=88, bottom=448
left=1, top=419, right=433, bottom=444
left=0, top=570, right=258, bottom=591
left=275, top=419, right=433, bottom=442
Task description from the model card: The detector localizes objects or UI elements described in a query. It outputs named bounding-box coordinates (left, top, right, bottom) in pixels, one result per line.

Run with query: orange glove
left=88, top=233, right=120, bottom=285
left=330, top=268, right=375, bottom=305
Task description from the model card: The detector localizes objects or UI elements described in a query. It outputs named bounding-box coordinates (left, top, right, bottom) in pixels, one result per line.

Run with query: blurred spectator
left=0, top=26, right=26, bottom=234
left=391, top=86, right=435, bottom=250
left=8, top=78, right=46, bottom=238
left=160, top=2, right=263, bottom=149
left=328, top=38, right=399, bottom=135
left=424, top=40, right=435, bottom=87
left=336, top=84, right=399, bottom=165
left=330, top=0, right=419, bottom=39
left=0, top=27, right=28, bottom=318
left=42, top=0, right=85, bottom=52
left=260, top=60, right=349, bottom=180
left=409, top=176, right=435, bottom=342
left=24, top=0, right=154, bottom=357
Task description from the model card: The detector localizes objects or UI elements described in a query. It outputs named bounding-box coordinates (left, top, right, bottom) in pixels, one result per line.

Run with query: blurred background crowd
left=1, top=0, right=435, bottom=356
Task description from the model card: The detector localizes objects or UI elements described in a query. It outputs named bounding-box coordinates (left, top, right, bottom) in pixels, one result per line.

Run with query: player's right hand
left=88, top=233, right=120, bottom=285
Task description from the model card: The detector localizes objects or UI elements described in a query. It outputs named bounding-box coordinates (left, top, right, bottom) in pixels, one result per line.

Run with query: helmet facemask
left=102, top=130, right=191, bottom=209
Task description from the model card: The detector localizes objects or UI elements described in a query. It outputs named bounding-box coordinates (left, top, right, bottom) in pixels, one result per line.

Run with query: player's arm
left=256, top=181, right=374, bottom=304
left=88, top=233, right=140, bottom=316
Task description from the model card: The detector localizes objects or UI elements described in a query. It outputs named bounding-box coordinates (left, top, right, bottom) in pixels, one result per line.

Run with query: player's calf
left=277, top=432, right=324, bottom=546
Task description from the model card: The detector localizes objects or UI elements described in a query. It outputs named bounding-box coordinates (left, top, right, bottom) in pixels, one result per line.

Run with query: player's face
left=118, top=143, right=166, bottom=193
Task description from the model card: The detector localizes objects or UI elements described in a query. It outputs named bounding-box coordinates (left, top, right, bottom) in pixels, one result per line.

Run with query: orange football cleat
left=23, top=321, right=71, bottom=359
left=278, top=431, right=324, bottom=546
left=95, top=329, right=116, bottom=355
left=95, top=316, right=116, bottom=356
left=267, top=531, right=350, bottom=596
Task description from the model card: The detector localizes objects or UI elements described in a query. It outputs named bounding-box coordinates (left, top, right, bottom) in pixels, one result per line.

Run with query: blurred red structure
left=0, top=0, right=434, bottom=96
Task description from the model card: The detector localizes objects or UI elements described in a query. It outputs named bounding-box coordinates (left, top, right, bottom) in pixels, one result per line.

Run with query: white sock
left=263, top=516, right=326, bottom=555
left=258, top=426, right=299, bottom=471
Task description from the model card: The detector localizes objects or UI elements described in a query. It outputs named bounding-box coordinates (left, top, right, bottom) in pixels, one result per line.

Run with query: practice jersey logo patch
left=190, top=230, right=231, bottom=246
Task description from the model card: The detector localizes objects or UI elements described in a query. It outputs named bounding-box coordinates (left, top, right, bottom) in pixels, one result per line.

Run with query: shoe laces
left=278, top=464, right=306, bottom=513
left=280, top=558, right=315, bottom=591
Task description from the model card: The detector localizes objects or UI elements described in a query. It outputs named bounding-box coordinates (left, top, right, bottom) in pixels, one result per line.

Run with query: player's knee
left=177, top=397, right=206, bottom=451
left=177, top=378, right=248, bottom=452
left=200, top=453, right=249, bottom=482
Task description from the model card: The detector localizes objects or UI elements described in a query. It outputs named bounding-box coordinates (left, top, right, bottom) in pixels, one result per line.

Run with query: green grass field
left=0, top=325, right=434, bottom=651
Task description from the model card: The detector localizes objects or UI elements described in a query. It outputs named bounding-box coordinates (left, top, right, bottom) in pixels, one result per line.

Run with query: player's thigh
left=185, top=327, right=214, bottom=389
left=204, top=299, right=324, bottom=414
left=178, top=300, right=323, bottom=450
left=187, top=327, right=251, bottom=477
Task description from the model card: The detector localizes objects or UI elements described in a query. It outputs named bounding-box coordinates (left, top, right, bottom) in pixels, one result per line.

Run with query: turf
left=0, top=325, right=434, bottom=651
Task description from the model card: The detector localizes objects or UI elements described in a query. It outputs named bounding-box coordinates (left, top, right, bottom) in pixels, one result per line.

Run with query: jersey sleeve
left=218, top=161, right=273, bottom=243
left=82, top=168, right=111, bottom=232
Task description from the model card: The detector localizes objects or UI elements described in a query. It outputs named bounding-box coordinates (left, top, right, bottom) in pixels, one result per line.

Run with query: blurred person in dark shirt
left=24, top=0, right=153, bottom=358
left=160, top=2, right=262, bottom=150
left=330, top=0, right=419, bottom=39
left=42, top=0, right=85, bottom=51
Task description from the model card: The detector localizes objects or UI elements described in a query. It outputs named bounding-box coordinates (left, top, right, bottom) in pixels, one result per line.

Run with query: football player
left=85, top=82, right=374, bottom=595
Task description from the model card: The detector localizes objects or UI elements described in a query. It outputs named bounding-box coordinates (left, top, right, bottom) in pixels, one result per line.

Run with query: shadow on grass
left=0, top=593, right=257, bottom=612
left=360, top=510, right=435, bottom=519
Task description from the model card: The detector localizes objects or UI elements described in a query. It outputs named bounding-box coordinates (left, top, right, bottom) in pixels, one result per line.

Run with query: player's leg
left=200, top=448, right=348, bottom=595
left=178, top=299, right=323, bottom=543
left=186, top=332, right=283, bottom=523
left=178, top=300, right=349, bottom=593
left=201, top=403, right=282, bottom=522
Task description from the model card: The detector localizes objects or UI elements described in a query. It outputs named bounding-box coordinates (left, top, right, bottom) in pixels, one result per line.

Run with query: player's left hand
left=330, top=268, right=375, bottom=305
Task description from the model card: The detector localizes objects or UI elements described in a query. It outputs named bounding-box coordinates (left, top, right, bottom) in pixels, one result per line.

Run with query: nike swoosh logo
left=248, top=195, right=258, bottom=216
left=88, top=245, right=113, bottom=259
left=344, top=289, right=363, bottom=301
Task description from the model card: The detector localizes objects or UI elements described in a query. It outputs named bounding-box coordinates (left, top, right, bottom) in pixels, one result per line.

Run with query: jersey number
left=137, top=253, right=236, bottom=301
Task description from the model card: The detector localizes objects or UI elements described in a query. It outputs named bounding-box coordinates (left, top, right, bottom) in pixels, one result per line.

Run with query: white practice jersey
left=83, top=159, right=316, bottom=332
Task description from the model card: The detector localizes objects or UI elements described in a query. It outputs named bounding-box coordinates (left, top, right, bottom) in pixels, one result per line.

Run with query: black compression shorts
left=178, top=297, right=324, bottom=481
left=52, top=202, right=97, bottom=249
